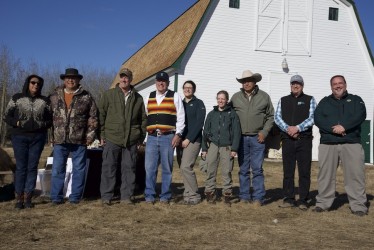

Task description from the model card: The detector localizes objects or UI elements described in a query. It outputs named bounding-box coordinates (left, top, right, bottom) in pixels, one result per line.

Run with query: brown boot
left=205, top=191, right=216, bottom=204
left=223, top=192, right=232, bottom=206
left=15, top=193, right=24, bottom=210
left=24, top=192, right=34, bottom=208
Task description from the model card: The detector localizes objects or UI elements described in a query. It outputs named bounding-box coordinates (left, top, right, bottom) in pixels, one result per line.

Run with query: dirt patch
left=0, top=148, right=373, bottom=249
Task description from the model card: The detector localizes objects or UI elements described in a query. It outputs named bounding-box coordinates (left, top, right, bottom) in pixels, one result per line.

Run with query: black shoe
left=351, top=211, right=367, bottom=217
left=312, top=206, right=325, bottom=213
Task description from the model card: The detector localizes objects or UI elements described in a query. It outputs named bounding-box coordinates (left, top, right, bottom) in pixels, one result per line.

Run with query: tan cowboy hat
left=236, top=70, right=262, bottom=83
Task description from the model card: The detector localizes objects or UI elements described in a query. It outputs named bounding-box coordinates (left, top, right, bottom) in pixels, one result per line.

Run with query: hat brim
left=236, top=74, right=262, bottom=84
left=156, top=77, right=169, bottom=82
left=60, top=74, right=83, bottom=80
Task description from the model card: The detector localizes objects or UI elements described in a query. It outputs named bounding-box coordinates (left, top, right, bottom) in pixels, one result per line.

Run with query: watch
left=176, top=133, right=182, bottom=138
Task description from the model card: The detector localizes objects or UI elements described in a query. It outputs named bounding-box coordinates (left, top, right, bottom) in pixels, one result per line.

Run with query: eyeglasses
left=30, top=81, right=40, bottom=85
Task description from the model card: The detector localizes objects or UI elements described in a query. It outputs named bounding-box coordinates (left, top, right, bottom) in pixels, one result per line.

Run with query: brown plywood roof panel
left=111, top=0, right=211, bottom=88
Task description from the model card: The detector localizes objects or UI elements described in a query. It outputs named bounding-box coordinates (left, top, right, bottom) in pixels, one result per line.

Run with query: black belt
left=148, top=130, right=175, bottom=137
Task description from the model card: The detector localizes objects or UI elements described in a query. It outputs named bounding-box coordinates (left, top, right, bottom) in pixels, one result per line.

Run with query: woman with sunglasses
left=4, top=74, right=52, bottom=209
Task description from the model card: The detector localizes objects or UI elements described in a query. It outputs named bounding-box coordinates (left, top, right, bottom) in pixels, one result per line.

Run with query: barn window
left=229, top=0, right=240, bottom=9
left=329, top=7, right=339, bottom=21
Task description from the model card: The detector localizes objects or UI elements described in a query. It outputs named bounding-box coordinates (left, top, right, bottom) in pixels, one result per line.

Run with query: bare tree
left=0, top=45, right=22, bottom=146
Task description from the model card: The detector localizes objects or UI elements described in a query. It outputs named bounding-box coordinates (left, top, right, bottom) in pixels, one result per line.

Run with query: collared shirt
left=145, top=90, right=185, bottom=134
left=123, top=89, right=132, bottom=105
left=275, top=96, right=317, bottom=132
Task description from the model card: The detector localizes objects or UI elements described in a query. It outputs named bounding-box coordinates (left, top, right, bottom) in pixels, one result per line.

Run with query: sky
left=0, top=0, right=373, bottom=73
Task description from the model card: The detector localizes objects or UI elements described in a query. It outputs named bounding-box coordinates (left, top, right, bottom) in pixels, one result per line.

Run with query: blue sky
left=0, top=0, right=373, bottom=72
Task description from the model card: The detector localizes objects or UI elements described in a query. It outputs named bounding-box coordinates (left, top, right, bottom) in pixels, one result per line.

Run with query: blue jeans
left=238, top=135, right=266, bottom=202
left=144, top=134, right=174, bottom=202
left=51, top=144, right=87, bottom=203
left=12, top=133, right=47, bottom=194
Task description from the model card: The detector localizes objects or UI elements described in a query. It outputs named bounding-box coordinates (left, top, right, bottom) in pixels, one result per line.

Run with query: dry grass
left=0, top=147, right=373, bottom=250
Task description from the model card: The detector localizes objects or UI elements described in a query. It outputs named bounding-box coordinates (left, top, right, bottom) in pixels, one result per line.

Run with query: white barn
left=112, top=0, right=374, bottom=162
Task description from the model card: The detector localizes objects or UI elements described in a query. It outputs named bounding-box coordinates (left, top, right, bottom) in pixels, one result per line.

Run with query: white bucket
left=37, top=169, right=52, bottom=197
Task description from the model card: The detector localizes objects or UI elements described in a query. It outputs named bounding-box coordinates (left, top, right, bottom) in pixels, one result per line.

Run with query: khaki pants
left=204, top=143, right=234, bottom=195
left=316, top=144, right=367, bottom=213
left=176, top=142, right=201, bottom=202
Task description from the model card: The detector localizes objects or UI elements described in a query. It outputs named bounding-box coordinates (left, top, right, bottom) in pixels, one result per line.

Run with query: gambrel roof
left=111, top=0, right=372, bottom=87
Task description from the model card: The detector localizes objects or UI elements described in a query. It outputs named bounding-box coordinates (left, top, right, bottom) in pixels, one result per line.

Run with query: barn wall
left=137, top=0, right=374, bottom=162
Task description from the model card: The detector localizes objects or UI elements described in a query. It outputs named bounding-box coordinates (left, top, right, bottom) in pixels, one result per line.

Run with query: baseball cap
left=290, top=75, right=304, bottom=85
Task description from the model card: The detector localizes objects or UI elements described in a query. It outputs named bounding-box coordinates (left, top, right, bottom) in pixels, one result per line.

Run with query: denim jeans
left=51, top=143, right=87, bottom=203
left=12, top=133, right=47, bottom=194
left=144, top=134, right=174, bottom=202
left=238, top=135, right=266, bottom=202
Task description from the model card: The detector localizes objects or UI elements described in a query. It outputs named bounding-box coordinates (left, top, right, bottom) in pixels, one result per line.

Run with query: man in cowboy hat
left=49, top=68, right=98, bottom=205
left=230, top=69, right=274, bottom=206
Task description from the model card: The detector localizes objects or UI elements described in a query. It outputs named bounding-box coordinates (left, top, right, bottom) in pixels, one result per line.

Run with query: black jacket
left=3, top=75, right=52, bottom=136
left=314, top=91, right=366, bottom=144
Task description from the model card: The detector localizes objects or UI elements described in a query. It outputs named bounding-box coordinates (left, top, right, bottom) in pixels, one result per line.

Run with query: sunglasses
left=30, top=81, right=41, bottom=85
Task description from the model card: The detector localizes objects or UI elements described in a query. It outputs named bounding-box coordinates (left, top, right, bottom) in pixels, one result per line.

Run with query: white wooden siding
left=136, top=0, right=374, bottom=161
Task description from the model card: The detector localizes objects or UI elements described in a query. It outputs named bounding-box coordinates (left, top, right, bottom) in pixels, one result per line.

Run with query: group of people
left=3, top=67, right=369, bottom=216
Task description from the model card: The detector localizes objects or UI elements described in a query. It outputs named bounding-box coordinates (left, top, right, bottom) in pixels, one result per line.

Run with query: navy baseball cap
left=156, top=71, right=169, bottom=82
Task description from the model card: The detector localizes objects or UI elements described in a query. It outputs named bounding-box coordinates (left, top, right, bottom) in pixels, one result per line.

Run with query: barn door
left=256, top=0, right=313, bottom=55
left=256, top=0, right=284, bottom=52
left=284, top=0, right=313, bottom=55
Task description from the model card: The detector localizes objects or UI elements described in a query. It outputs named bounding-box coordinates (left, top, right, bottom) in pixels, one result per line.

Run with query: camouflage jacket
left=49, top=85, right=98, bottom=145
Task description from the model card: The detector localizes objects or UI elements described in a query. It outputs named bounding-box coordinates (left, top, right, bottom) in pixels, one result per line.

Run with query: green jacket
left=202, top=105, right=241, bottom=152
left=314, top=91, right=366, bottom=144
left=99, top=85, right=147, bottom=147
left=230, top=86, right=274, bottom=138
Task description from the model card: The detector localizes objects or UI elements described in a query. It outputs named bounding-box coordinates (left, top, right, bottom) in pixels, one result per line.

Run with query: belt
left=148, top=130, right=175, bottom=137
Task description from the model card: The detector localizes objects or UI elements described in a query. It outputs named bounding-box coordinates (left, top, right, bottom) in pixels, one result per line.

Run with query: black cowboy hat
left=60, top=68, right=83, bottom=80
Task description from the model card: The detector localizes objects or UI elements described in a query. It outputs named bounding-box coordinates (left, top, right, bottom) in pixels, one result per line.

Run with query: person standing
left=144, top=71, right=185, bottom=204
left=49, top=68, right=98, bottom=205
left=99, top=68, right=147, bottom=205
left=274, top=75, right=316, bottom=210
left=231, top=69, right=274, bottom=206
left=313, top=75, right=368, bottom=216
left=176, top=80, right=206, bottom=205
left=4, top=74, right=52, bottom=209
left=201, top=90, right=241, bottom=206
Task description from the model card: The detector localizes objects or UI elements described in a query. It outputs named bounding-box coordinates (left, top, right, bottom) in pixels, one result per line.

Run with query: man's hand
left=230, top=151, right=237, bottom=158
left=201, top=151, right=207, bottom=160
left=257, top=132, right=265, bottom=143
left=287, top=126, right=299, bottom=137
left=182, top=139, right=190, bottom=148
left=100, top=139, right=106, bottom=146
left=171, top=134, right=182, bottom=148
left=86, top=138, right=94, bottom=146
left=332, top=124, right=346, bottom=136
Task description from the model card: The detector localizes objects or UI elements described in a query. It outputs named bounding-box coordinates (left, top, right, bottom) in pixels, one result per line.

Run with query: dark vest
left=280, top=93, right=312, bottom=139
left=146, top=90, right=177, bottom=132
